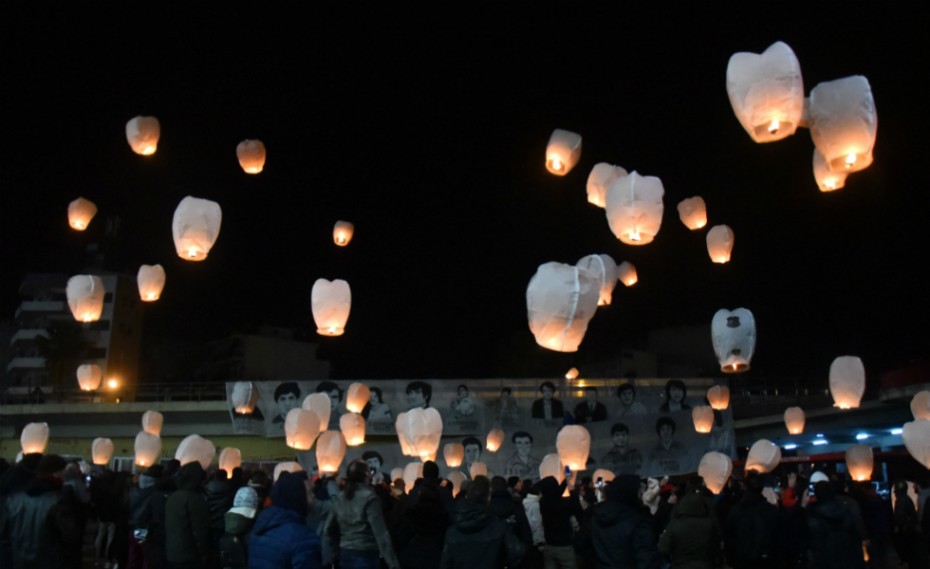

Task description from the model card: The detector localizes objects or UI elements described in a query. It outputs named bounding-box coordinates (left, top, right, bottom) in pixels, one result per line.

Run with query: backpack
left=218, top=534, right=248, bottom=569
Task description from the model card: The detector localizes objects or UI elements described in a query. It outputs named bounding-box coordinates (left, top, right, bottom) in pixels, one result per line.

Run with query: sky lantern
left=316, top=431, right=347, bottom=474
left=706, top=385, right=730, bottom=411
left=142, top=410, right=163, bottom=436
left=784, top=407, right=805, bottom=434
left=829, top=355, right=865, bottom=409
left=526, top=262, right=599, bottom=353
left=312, top=278, right=351, bottom=336
left=726, top=41, right=804, bottom=143
left=845, top=445, right=874, bottom=481
left=125, top=115, right=160, bottom=156
left=219, top=447, right=242, bottom=472
left=137, top=264, right=166, bottom=302
left=172, top=196, right=222, bottom=261
left=605, top=171, right=665, bottom=245
left=345, top=383, right=370, bottom=414
left=902, top=420, right=930, bottom=469
left=813, top=149, right=847, bottom=192
left=565, top=367, right=579, bottom=381
left=66, top=275, right=105, bottom=322
left=274, top=461, right=302, bottom=482
left=711, top=308, right=756, bottom=373
left=20, top=422, right=49, bottom=454
left=399, top=407, right=443, bottom=461
left=808, top=75, right=877, bottom=174
left=706, top=225, right=734, bottom=263
left=486, top=428, right=505, bottom=452
left=698, top=451, right=733, bottom=494
left=448, top=471, right=467, bottom=497
left=340, top=413, right=366, bottom=446
left=539, top=453, right=564, bottom=483
left=403, top=462, right=423, bottom=491
left=76, top=364, right=103, bottom=391
left=692, top=406, right=714, bottom=433
left=556, top=425, right=590, bottom=471
left=236, top=139, right=266, bottom=174
left=617, top=261, right=637, bottom=287
left=677, top=196, right=707, bottom=230
left=444, top=443, right=464, bottom=468
left=395, top=412, right=417, bottom=457
left=68, top=197, right=97, bottom=231
left=469, top=461, right=489, bottom=479
left=134, top=431, right=161, bottom=467
left=175, top=434, right=216, bottom=470
left=333, top=221, right=354, bottom=246
left=231, top=381, right=258, bottom=414
left=577, top=254, right=619, bottom=306
left=592, top=469, right=615, bottom=484
left=745, top=439, right=781, bottom=473
left=285, top=408, right=322, bottom=450
left=390, top=467, right=404, bottom=484
left=586, top=163, right=627, bottom=208
left=302, top=392, right=332, bottom=430
left=545, top=128, right=582, bottom=175
left=911, top=391, right=930, bottom=421
left=92, top=437, right=114, bottom=466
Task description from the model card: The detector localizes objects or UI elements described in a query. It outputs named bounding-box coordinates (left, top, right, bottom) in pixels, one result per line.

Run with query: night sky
left=3, top=5, right=927, bottom=383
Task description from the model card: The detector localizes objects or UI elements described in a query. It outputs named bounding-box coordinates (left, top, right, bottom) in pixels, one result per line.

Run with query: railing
left=0, top=382, right=228, bottom=405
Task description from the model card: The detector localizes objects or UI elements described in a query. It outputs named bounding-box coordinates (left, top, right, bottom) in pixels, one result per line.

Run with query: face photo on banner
left=405, top=381, right=432, bottom=410
left=615, top=383, right=647, bottom=417
left=531, top=381, right=565, bottom=424
left=362, top=386, right=394, bottom=434
left=658, top=379, right=692, bottom=413
left=495, top=387, right=521, bottom=427
left=503, top=430, right=543, bottom=481
left=316, top=381, right=344, bottom=430
left=572, top=386, right=608, bottom=424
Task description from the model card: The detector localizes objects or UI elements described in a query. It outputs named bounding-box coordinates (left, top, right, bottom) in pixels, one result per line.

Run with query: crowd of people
left=1, top=452, right=929, bottom=569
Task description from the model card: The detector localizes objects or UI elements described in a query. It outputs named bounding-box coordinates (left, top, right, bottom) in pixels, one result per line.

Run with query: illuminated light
left=172, top=196, right=222, bottom=262
left=137, top=264, right=166, bottom=302
left=726, top=42, right=803, bottom=143
left=126, top=116, right=160, bottom=156
left=629, top=230, right=641, bottom=242
left=68, top=197, right=97, bottom=231
left=812, top=439, right=828, bottom=446
left=236, top=139, right=266, bottom=174
left=844, top=153, right=857, bottom=168
left=565, top=367, right=579, bottom=381
left=333, top=221, right=355, bottom=246
left=677, top=196, right=707, bottom=230
left=830, top=356, right=865, bottom=409
left=855, top=433, right=870, bottom=440
left=605, top=171, right=665, bottom=246
left=808, top=75, right=877, bottom=173
left=545, top=129, right=582, bottom=176
left=312, top=278, right=352, bottom=337
left=107, top=378, right=119, bottom=390
left=768, top=119, right=780, bottom=134
left=706, top=225, right=735, bottom=264
left=890, top=428, right=903, bottom=435
left=66, top=275, right=105, bottom=323
left=550, top=158, right=562, bottom=171
left=586, top=163, right=627, bottom=208
left=712, top=308, right=755, bottom=373
left=527, top=262, right=599, bottom=353
left=617, top=261, right=637, bottom=287
left=783, top=444, right=798, bottom=450
left=577, top=254, right=619, bottom=307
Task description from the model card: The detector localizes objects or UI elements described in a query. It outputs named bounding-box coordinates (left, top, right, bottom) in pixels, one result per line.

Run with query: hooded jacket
left=657, top=492, right=719, bottom=569
left=591, top=475, right=661, bottom=569
left=538, top=476, right=581, bottom=546
left=1, top=474, right=78, bottom=569
left=807, top=492, right=866, bottom=569
left=724, top=489, right=779, bottom=568
left=127, top=474, right=157, bottom=529
left=249, top=505, right=321, bottom=569
left=324, top=484, right=400, bottom=568
left=164, top=462, right=212, bottom=566
left=440, top=498, right=523, bottom=569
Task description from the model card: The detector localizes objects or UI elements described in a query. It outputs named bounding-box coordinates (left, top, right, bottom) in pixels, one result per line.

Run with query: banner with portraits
left=225, top=378, right=734, bottom=479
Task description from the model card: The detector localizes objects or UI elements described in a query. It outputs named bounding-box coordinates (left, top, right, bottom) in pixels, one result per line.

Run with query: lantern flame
left=550, top=158, right=562, bottom=171
left=768, top=119, right=780, bottom=134
left=845, top=153, right=857, bottom=168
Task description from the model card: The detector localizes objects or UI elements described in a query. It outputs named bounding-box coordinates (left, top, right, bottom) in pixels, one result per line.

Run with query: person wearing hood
left=165, top=461, right=213, bottom=569
left=440, top=475, right=525, bottom=569
left=204, top=469, right=235, bottom=556
left=590, top=474, right=660, bottom=569
left=148, top=458, right=179, bottom=569
left=538, top=475, right=583, bottom=569
left=249, top=472, right=321, bottom=569
left=724, top=472, right=779, bottom=569
left=126, top=464, right=162, bottom=569
left=657, top=483, right=720, bottom=569
left=219, top=486, right=260, bottom=569
left=806, top=480, right=867, bottom=569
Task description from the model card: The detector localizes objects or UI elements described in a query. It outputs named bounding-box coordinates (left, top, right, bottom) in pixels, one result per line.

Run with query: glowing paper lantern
left=20, top=422, right=49, bottom=454
left=231, top=381, right=258, bottom=414
left=902, top=420, right=930, bottom=469
left=911, top=391, right=930, bottom=421
left=448, top=471, right=467, bottom=496
left=677, top=197, right=707, bottom=230
left=712, top=308, right=756, bottom=373
left=577, top=254, right=619, bottom=306
left=236, top=139, right=266, bottom=174
left=302, top=393, right=332, bottom=431
left=784, top=407, right=805, bottom=435
left=311, top=278, right=351, bottom=336
left=76, top=364, right=103, bottom=391
left=333, top=221, right=354, bottom=246
left=726, top=41, right=804, bottom=143
left=134, top=431, right=161, bottom=467
left=829, top=356, right=865, bottom=409
left=444, top=443, right=465, bottom=468
left=66, top=275, right=105, bottom=322
left=125, top=115, right=160, bottom=156
left=403, top=462, right=423, bottom=491
left=285, top=408, right=322, bottom=450
left=137, top=264, right=166, bottom=302
left=469, top=461, right=488, bottom=478
left=592, top=469, right=615, bottom=484
left=808, top=75, right=877, bottom=174
left=698, top=451, right=733, bottom=494
left=526, top=262, right=599, bottom=353
left=316, top=431, right=347, bottom=474
left=345, top=383, right=370, bottom=414
left=395, top=412, right=417, bottom=457
left=539, top=453, right=564, bottom=483
left=813, top=149, right=847, bottom=192
left=745, top=439, right=781, bottom=473
left=486, top=428, right=505, bottom=452
left=556, top=425, right=590, bottom=471
left=706, top=385, right=730, bottom=411
left=274, top=462, right=302, bottom=482
left=706, top=225, right=734, bottom=264
left=845, top=445, right=874, bottom=481
left=219, top=447, right=242, bottom=472
left=142, top=411, right=163, bottom=436
left=565, top=367, right=579, bottom=381
left=545, top=128, right=582, bottom=175
left=398, top=407, right=443, bottom=461
left=172, top=196, right=222, bottom=261
left=175, top=434, right=216, bottom=470
left=605, top=171, right=665, bottom=245
left=390, top=467, right=404, bottom=484
left=68, top=197, right=97, bottom=231
left=617, top=261, right=638, bottom=286
left=92, top=438, right=114, bottom=466
left=692, top=406, right=714, bottom=434
left=586, top=163, right=627, bottom=208
left=340, top=413, right=366, bottom=446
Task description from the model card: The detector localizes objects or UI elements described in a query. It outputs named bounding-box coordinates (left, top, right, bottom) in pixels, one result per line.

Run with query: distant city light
left=855, top=433, right=870, bottom=440
left=816, top=433, right=824, bottom=437
left=890, top=428, right=903, bottom=435
left=783, top=444, right=798, bottom=450
left=812, top=439, right=828, bottom=446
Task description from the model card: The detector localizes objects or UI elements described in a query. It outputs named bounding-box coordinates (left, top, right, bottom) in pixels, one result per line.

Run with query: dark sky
left=2, top=5, right=928, bottom=382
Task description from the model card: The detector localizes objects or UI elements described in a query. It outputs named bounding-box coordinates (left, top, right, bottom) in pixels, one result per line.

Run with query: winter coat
left=590, top=499, right=662, bottom=569
left=440, top=499, right=524, bottom=569
left=325, top=485, right=401, bottom=569
left=488, top=489, right=533, bottom=547
left=249, top=505, right=322, bottom=569
left=219, top=511, right=255, bottom=569
left=1, top=475, right=79, bottom=569
left=204, top=478, right=234, bottom=532
left=724, top=490, right=779, bottom=568
left=538, top=476, right=581, bottom=546
left=394, top=480, right=449, bottom=569
left=127, top=475, right=157, bottom=529
left=522, top=494, right=545, bottom=545
left=164, top=462, right=213, bottom=566
left=806, top=495, right=866, bottom=569
left=658, top=492, right=719, bottom=569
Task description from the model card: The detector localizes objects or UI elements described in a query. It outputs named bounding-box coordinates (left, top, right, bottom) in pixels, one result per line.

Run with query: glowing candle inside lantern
left=845, top=153, right=857, bottom=168
left=768, top=119, right=780, bottom=134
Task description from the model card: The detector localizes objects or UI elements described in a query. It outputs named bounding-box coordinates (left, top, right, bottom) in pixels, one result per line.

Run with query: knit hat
left=229, top=486, right=260, bottom=519
left=270, top=472, right=308, bottom=517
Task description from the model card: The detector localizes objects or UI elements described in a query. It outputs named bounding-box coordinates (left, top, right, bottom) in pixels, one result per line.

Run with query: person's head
left=457, top=384, right=469, bottom=397
left=610, top=422, right=630, bottom=448
left=490, top=475, right=508, bottom=494
left=655, top=416, right=676, bottom=442
left=665, top=380, right=687, bottom=404
left=274, top=382, right=301, bottom=417
left=36, top=454, right=67, bottom=478
left=500, top=387, right=512, bottom=398
left=539, top=381, right=556, bottom=400
left=422, top=460, right=439, bottom=480
left=466, top=475, right=491, bottom=504
left=229, top=486, right=260, bottom=519
left=271, top=472, right=312, bottom=517
left=369, top=386, right=384, bottom=404
left=343, top=459, right=371, bottom=500
left=585, top=386, right=598, bottom=403
left=617, top=383, right=636, bottom=405
left=406, top=381, right=432, bottom=408
left=463, top=436, right=482, bottom=464
left=361, top=451, right=383, bottom=474
left=512, top=431, right=533, bottom=457
left=316, top=381, right=342, bottom=409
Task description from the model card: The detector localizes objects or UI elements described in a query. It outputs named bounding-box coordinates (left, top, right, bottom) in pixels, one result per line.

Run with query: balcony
left=9, top=329, right=50, bottom=344
left=15, top=300, right=66, bottom=318
left=6, top=356, right=47, bottom=371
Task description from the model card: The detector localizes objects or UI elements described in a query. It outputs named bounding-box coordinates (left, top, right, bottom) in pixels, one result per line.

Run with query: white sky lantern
left=692, top=406, right=714, bottom=434
left=125, top=115, right=160, bottom=156
left=677, top=196, right=707, bottom=230
left=745, top=439, right=781, bottom=473
left=236, top=139, right=266, bottom=174
left=345, top=383, right=370, bottom=414
left=312, top=278, right=351, bottom=336
left=726, top=42, right=804, bottom=143
left=586, top=163, right=627, bottom=208
left=340, top=413, right=366, bottom=446
left=231, top=381, right=258, bottom=414
left=92, top=437, right=114, bottom=466
left=813, top=149, right=847, bottom=192
left=706, top=225, right=734, bottom=264
left=274, top=461, right=302, bottom=482
left=469, top=461, right=489, bottom=479
left=698, top=451, right=733, bottom=494
left=395, top=412, right=417, bottom=457
left=219, top=447, right=242, bottom=473
left=845, top=444, right=874, bottom=481
left=444, top=442, right=465, bottom=468
left=617, top=261, right=638, bottom=287
left=556, top=425, right=591, bottom=471
left=448, top=471, right=467, bottom=497
left=175, top=434, right=216, bottom=470
left=333, top=221, right=354, bottom=247
left=172, top=196, right=222, bottom=261
left=20, top=422, right=49, bottom=454
left=302, top=393, right=332, bottom=431
left=390, top=467, right=404, bottom=484
left=830, top=355, right=866, bottom=409
left=486, top=428, right=505, bottom=452
left=808, top=75, right=877, bottom=174
left=592, top=469, right=615, bottom=484
left=712, top=308, right=756, bottom=373
left=137, top=264, right=166, bottom=302
left=565, top=367, right=579, bottom=381
left=142, top=410, right=163, bottom=436
left=577, top=254, right=619, bottom=306
left=415, top=408, right=443, bottom=461
left=316, top=431, right=347, bottom=474
left=605, top=171, right=665, bottom=245
left=66, top=275, right=105, bottom=322
left=539, top=453, right=564, bottom=483
left=68, top=197, right=97, bottom=231
left=134, top=431, right=161, bottom=467
left=403, top=462, right=423, bottom=491
left=285, top=408, right=322, bottom=451
left=784, top=406, right=806, bottom=435
left=545, top=128, right=582, bottom=176
left=911, top=391, right=930, bottom=421
left=902, top=420, right=930, bottom=469
left=706, top=385, right=730, bottom=411
left=77, top=364, right=103, bottom=391
left=526, top=262, right=599, bottom=353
